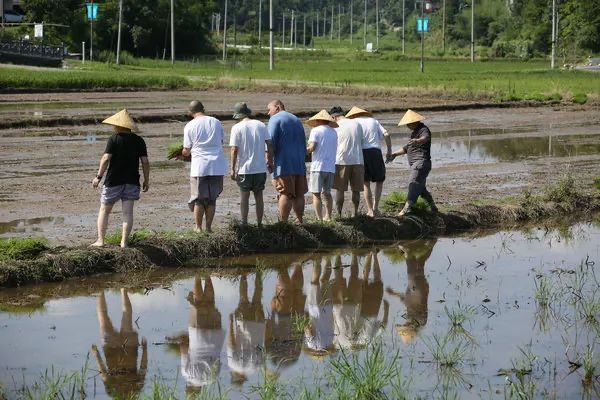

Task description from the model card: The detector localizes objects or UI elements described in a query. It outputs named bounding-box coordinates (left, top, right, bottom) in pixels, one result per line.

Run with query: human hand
left=92, top=177, right=101, bottom=188
left=142, top=181, right=149, bottom=192
left=385, top=154, right=396, bottom=164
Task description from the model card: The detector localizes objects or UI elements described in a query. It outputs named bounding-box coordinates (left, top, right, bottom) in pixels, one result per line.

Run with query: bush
left=95, top=50, right=140, bottom=66
left=491, top=39, right=533, bottom=60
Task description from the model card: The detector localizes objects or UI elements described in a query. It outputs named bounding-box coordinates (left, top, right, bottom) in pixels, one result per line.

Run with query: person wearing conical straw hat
left=182, top=101, right=228, bottom=232
left=91, top=109, right=149, bottom=248
left=345, top=106, right=392, bottom=217
left=306, top=110, right=338, bottom=221
left=387, top=109, right=438, bottom=216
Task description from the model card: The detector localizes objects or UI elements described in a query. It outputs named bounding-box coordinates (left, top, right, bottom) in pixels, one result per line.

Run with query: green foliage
left=0, top=237, right=49, bottom=261
left=381, top=192, right=430, bottom=214
left=18, top=358, right=89, bottom=400
left=95, top=50, right=140, bottom=66
left=572, top=93, right=588, bottom=104
left=594, top=177, right=600, bottom=192
left=543, top=176, right=576, bottom=203
left=423, top=333, right=470, bottom=367
left=166, top=142, right=184, bottom=160
left=104, top=229, right=154, bottom=246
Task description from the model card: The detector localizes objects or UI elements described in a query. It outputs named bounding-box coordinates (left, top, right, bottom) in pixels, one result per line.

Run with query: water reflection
left=91, top=289, right=148, bottom=399
left=0, top=216, right=65, bottom=234
left=387, top=239, right=436, bottom=343
left=304, top=256, right=335, bottom=358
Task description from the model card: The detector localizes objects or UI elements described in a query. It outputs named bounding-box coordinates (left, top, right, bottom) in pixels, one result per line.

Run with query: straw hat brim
left=102, top=109, right=139, bottom=132
left=398, top=109, right=425, bottom=126
left=345, top=106, right=372, bottom=119
left=306, top=119, right=339, bottom=128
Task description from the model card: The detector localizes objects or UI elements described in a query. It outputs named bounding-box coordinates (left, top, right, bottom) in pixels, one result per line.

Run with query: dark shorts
left=237, top=173, right=267, bottom=192
left=362, top=148, right=386, bottom=183
left=272, top=175, right=308, bottom=198
left=188, top=175, right=224, bottom=210
left=101, top=184, right=140, bottom=204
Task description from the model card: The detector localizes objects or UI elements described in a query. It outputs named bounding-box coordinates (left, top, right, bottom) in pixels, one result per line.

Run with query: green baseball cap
left=233, top=102, right=252, bottom=119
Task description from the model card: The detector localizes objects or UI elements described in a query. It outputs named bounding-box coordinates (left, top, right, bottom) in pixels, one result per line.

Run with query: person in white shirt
left=182, top=101, right=227, bottom=232
left=304, top=255, right=336, bottom=358
left=329, top=106, right=365, bottom=217
left=345, top=106, right=392, bottom=217
left=306, top=110, right=338, bottom=221
left=229, top=102, right=274, bottom=226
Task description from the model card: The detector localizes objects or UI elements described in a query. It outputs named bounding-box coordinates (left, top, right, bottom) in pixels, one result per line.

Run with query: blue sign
left=417, top=18, right=429, bottom=33
left=86, top=3, right=99, bottom=20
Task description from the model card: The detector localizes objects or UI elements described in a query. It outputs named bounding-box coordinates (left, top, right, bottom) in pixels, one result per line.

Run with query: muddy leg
left=292, top=195, right=305, bottom=224
left=351, top=191, right=361, bottom=217
left=312, top=193, right=323, bottom=221
left=253, top=190, right=264, bottom=226
left=205, top=204, right=216, bottom=232
left=373, top=182, right=384, bottom=216
left=278, top=194, right=294, bottom=222
left=240, top=191, right=251, bottom=225
left=363, top=182, right=374, bottom=216
left=193, top=203, right=205, bottom=232
left=323, top=192, right=333, bottom=221
left=335, top=189, right=345, bottom=216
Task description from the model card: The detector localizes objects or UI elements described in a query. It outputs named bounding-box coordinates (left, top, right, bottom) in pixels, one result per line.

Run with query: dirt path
left=1, top=90, right=599, bottom=245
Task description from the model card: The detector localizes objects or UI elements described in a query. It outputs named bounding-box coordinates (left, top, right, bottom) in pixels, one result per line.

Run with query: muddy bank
left=2, top=186, right=599, bottom=288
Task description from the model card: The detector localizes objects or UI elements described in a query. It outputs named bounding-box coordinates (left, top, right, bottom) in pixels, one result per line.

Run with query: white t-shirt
left=355, top=117, right=388, bottom=150
left=184, top=116, right=228, bottom=177
left=181, top=326, right=225, bottom=387
left=335, top=118, right=365, bottom=165
left=227, top=318, right=266, bottom=376
left=229, top=119, right=271, bottom=175
left=308, top=125, right=338, bottom=173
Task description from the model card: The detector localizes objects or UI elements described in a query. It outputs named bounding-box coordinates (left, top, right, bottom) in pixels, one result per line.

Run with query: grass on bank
left=0, top=237, right=48, bottom=261
left=1, top=54, right=599, bottom=102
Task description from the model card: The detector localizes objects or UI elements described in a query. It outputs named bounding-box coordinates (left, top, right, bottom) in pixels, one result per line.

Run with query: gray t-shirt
left=402, top=123, right=431, bottom=166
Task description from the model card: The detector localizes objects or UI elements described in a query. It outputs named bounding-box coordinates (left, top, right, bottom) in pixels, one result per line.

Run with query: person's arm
left=92, top=153, right=112, bottom=188
left=230, top=146, right=238, bottom=180
left=386, top=146, right=407, bottom=163
left=182, top=126, right=192, bottom=157
left=306, top=130, right=317, bottom=154
left=141, top=156, right=150, bottom=191
left=384, top=134, right=392, bottom=159
left=265, top=139, right=274, bottom=173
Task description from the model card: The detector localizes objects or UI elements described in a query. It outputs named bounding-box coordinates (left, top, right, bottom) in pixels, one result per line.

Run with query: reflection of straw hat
left=102, top=109, right=139, bottom=132
left=306, top=109, right=338, bottom=128
left=398, top=109, right=425, bottom=126
left=302, top=346, right=337, bottom=361
left=396, top=324, right=418, bottom=344
left=345, top=106, right=372, bottom=118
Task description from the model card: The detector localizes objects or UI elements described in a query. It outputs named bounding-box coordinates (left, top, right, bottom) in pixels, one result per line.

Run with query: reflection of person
left=266, top=264, right=306, bottom=368
left=91, top=289, right=147, bottom=399
left=359, top=251, right=389, bottom=342
left=345, top=106, right=392, bottom=217
left=179, top=276, right=225, bottom=388
left=229, top=102, right=274, bottom=226
left=304, top=255, right=335, bottom=357
left=329, top=106, right=365, bottom=217
left=182, top=101, right=227, bottom=232
left=306, top=110, right=338, bottom=221
left=91, top=109, right=149, bottom=248
left=332, top=253, right=365, bottom=350
left=387, top=110, right=437, bottom=216
left=227, top=272, right=266, bottom=382
left=386, top=239, right=436, bottom=343
left=267, top=99, right=308, bottom=223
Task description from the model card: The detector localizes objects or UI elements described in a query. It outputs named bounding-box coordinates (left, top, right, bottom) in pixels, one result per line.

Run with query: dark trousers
left=407, top=160, right=434, bottom=205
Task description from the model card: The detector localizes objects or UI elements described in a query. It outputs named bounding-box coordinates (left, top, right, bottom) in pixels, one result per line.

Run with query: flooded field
left=0, top=96, right=599, bottom=245
left=1, top=219, right=599, bottom=399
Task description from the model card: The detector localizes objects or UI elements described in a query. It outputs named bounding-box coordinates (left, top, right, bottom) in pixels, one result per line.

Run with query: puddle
left=1, top=220, right=600, bottom=398
left=0, top=217, right=65, bottom=235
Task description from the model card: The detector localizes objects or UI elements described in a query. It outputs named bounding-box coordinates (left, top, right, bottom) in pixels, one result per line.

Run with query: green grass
left=0, top=237, right=48, bottom=261
left=1, top=53, right=599, bottom=101
left=104, top=229, right=155, bottom=246
left=381, top=192, right=431, bottom=214
left=594, top=177, right=600, bottom=192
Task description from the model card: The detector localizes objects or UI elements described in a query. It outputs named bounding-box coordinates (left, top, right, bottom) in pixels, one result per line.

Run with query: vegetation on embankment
left=1, top=178, right=599, bottom=288
left=1, top=57, right=598, bottom=105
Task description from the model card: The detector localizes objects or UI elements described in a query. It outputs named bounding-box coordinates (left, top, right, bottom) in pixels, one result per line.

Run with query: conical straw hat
left=102, top=109, right=139, bottom=132
left=345, top=106, right=372, bottom=119
left=398, top=109, right=425, bottom=126
left=306, top=109, right=339, bottom=128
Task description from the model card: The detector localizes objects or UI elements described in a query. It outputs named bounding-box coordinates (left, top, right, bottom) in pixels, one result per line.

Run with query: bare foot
left=120, top=242, right=128, bottom=249
left=366, top=210, right=375, bottom=217
left=90, top=240, right=105, bottom=247
left=194, top=226, right=202, bottom=233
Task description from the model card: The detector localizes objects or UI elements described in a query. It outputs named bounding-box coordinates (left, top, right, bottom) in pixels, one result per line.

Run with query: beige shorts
left=188, top=175, right=223, bottom=210
left=272, top=175, right=308, bottom=198
left=333, top=164, right=365, bottom=192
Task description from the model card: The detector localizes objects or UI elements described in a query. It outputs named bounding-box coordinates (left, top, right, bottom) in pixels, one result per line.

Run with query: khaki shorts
left=333, top=164, right=365, bottom=192
left=188, top=175, right=223, bottom=210
left=272, top=175, right=308, bottom=198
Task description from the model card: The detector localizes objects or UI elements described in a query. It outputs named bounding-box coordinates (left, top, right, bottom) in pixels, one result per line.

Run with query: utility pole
left=363, top=0, right=367, bottom=47
left=282, top=12, right=285, bottom=48
left=350, top=0, right=353, bottom=44
left=222, top=0, right=228, bottom=61
left=303, top=14, right=306, bottom=46
left=420, top=0, right=424, bottom=72
left=170, top=0, right=175, bottom=64
left=290, top=10, right=294, bottom=46
left=470, top=0, right=475, bottom=62
left=269, top=0, right=274, bottom=70
left=90, top=0, right=94, bottom=61
left=442, top=0, right=446, bottom=53
left=550, top=0, right=556, bottom=69
left=323, top=8, right=326, bottom=38
left=1, top=0, right=4, bottom=30
left=116, top=0, right=123, bottom=64
left=330, top=4, right=334, bottom=40
left=375, top=0, right=379, bottom=48
left=294, top=13, right=298, bottom=47
left=402, top=0, right=405, bottom=54
left=316, top=11, right=319, bottom=36
left=338, top=4, right=341, bottom=42
left=258, top=0, right=262, bottom=48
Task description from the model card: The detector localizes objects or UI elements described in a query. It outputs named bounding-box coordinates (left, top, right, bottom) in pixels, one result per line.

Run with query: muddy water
left=1, top=221, right=600, bottom=399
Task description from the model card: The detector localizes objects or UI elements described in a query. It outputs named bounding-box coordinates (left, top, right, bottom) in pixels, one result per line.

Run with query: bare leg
left=253, top=190, right=264, bottom=226
left=193, top=203, right=205, bottom=232
left=363, top=182, right=374, bottom=217
left=121, top=200, right=134, bottom=248
left=312, top=193, right=323, bottom=221
left=240, top=191, right=251, bottom=225
left=92, top=203, right=114, bottom=246
left=351, top=191, right=361, bottom=217
left=120, top=288, right=134, bottom=333
left=205, top=204, right=216, bottom=232
left=335, top=189, right=345, bottom=216
left=292, top=195, right=305, bottom=224
left=278, top=194, right=294, bottom=221
left=96, top=291, right=114, bottom=335
left=374, top=182, right=384, bottom=215
left=323, top=192, right=333, bottom=221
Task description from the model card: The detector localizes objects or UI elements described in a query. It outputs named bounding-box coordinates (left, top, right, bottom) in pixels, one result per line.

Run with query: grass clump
left=572, top=93, right=588, bottom=104
left=594, top=177, right=600, bottom=192
left=381, top=192, right=431, bottom=214
left=105, top=229, right=155, bottom=246
left=444, top=302, right=476, bottom=327
left=423, top=334, right=470, bottom=367
left=166, top=142, right=188, bottom=160
left=533, top=274, right=559, bottom=307
left=0, top=237, right=49, bottom=261
left=543, top=176, right=576, bottom=203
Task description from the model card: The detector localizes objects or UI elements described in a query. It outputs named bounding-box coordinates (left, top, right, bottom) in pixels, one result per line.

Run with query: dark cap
left=233, top=102, right=252, bottom=119
left=329, top=106, right=344, bottom=117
